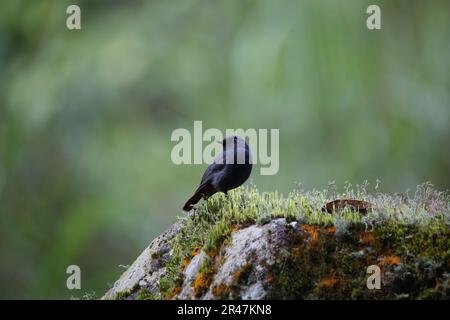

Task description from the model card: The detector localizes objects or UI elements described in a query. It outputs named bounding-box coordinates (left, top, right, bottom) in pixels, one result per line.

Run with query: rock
left=170, top=218, right=295, bottom=300
left=202, top=218, right=292, bottom=299
left=102, top=220, right=184, bottom=299
left=103, top=215, right=450, bottom=300
left=178, top=251, right=208, bottom=299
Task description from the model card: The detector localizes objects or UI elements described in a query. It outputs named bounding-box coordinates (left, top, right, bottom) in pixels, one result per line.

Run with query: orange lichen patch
left=191, top=245, right=202, bottom=257
left=318, top=277, right=337, bottom=288
left=232, top=270, right=243, bottom=284
left=232, top=264, right=252, bottom=285
left=230, top=224, right=240, bottom=233
left=180, top=258, right=191, bottom=272
left=207, top=249, right=218, bottom=261
left=326, top=226, right=336, bottom=234
left=435, top=279, right=441, bottom=290
left=211, top=283, right=230, bottom=298
left=267, top=274, right=275, bottom=284
left=301, top=224, right=320, bottom=243
left=380, top=255, right=401, bottom=266
left=360, top=232, right=375, bottom=245
left=193, top=272, right=213, bottom=298
left=166, top=285, right=182, bottom=299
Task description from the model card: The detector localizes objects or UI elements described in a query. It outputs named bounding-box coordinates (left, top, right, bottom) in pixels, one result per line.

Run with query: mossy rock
left=103, top=183, right=450, bottom=300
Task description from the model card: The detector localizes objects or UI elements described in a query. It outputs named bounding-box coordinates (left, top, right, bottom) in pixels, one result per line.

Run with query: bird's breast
left=216, top=162, right=252, bottom=192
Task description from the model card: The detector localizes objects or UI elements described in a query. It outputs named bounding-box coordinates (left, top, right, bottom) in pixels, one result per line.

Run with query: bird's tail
left=182, top=182, right=217, bottom=211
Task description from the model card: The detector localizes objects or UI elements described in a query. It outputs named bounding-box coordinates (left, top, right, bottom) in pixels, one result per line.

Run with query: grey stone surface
left=103, top=217, right=297, bottom=300
left=102, top=220, right=183, bottom=299
left=177, top=251, right=208, bottom=299
left=202, top=218, right=292, bottom=299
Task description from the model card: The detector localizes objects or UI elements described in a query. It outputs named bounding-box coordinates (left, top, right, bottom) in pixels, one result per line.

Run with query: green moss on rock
left=108, top=183, right=449, bottom=300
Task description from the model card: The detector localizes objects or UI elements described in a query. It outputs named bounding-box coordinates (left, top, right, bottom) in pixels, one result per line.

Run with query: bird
left=183, top=136, right=253, bottom=211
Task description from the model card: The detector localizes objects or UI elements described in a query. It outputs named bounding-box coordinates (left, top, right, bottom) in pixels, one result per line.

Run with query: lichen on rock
left=103, top=183, right=450, bottom=300
left=102, top=221, right=184, bottom=300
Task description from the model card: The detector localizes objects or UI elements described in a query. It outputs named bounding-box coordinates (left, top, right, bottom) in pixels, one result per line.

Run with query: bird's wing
left=200, top=161, right=225, bottom=185
left=183, top=181, right=217, bottom=211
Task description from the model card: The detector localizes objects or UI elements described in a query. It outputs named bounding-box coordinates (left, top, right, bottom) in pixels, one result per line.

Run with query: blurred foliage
left=0, top=0, right=449, bottom=299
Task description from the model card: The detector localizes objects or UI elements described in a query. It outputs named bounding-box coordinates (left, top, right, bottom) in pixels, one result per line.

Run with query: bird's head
left=221, top=136, right=247, bottom=150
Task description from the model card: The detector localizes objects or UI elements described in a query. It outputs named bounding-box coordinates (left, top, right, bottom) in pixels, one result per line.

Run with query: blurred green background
left=0, top=0, right=449, bottom=299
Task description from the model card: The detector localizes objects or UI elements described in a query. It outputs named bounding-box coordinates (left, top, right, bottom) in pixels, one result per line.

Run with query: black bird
left=183, top=136, right=252, bottom=211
